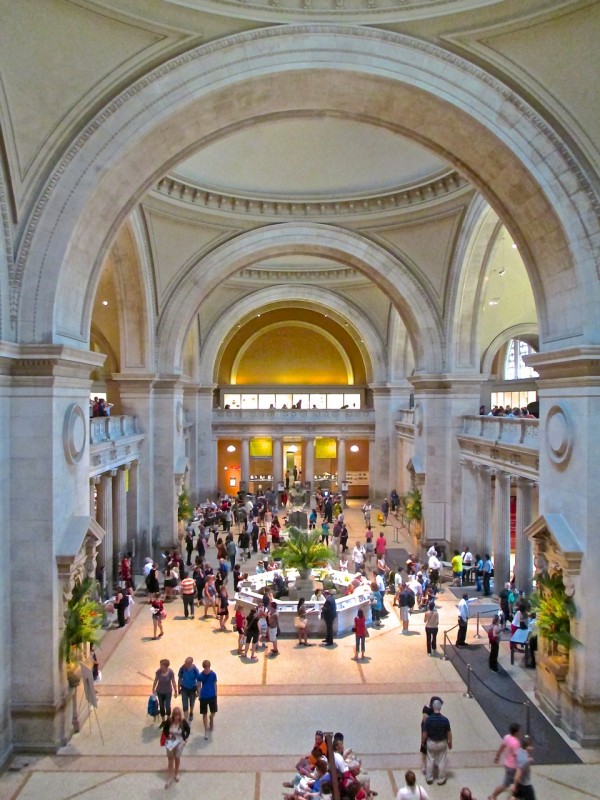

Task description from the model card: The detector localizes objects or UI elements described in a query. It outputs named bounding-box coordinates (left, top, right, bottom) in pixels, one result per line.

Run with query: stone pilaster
left=492, top=470, right=511, bottom=589
left=305, top=437, right=315, bottom=506
left=152, top=377, right=185, bottom=548
left=369, top=386, right=392, bottom=501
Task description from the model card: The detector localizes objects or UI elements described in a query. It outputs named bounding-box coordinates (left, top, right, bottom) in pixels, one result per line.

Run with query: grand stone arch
left=195, top=284, right=388, bottom=385
left=445, top=195, right=499, bottom=373
left=13, top=26, right=599, bottom=359
left=157, top=223, right=444, bottom=375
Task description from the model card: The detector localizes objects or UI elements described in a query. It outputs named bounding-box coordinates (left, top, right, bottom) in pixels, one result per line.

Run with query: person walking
left=198, top=659, right=218, bottom=740
left=243, top=607, right=260, bottom=660
left=321, top=589, right=337, bottom=646
left=424, top=600, right=439, bottom=656
left=177, top=656, right=201, bottom=721
left=489, top=722, right=521, bottom=799
left=180, top=573, right=196, bottom=619
left=381, top=498, right=390, bottom=527
left=510, top=735, right=536, bottom=800
left=352, top=541, right=366, bottom=574
left=397, top=769, right=430, bottom=799
left=422, top=698, right=452, bottom=786
left=216, top=585, right=229, bottom=631
left=488, top=614, right=501, bottom=672
left=152, top=658, right=177, bottom=724
left=456, top=593, right=470, bottom=647
left=353, top=608, right=367, bottom=660
left=267, top=601, right=280, bottom=656
left=294, top=598, right=312, bottom=647
left=150, top=593, right=165, bottom=639
left=161, top=706, right=190, bottom=788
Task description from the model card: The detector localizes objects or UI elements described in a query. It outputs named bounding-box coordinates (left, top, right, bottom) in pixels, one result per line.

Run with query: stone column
left=90, top=477, right=99, bottom=520
left=241, top=437, right=250, bottom=488
left=477, top=465, right=493, bottom=558
left=188, top=386, right=217, bottom=500
left=410, top=375, right=483, bottom=549
left=370, top=387, right=392, bottom=502
left=272, top=437, right=283, bottom=488
left=305, top=437, right=315, bottom=507
left=492, top=470, right=511, bottom=589
left=112, top=466, right=128, bottom=567
left=515, top=478, right=534, bottom=595
left=337, top=437, right=346, bottom=492
left=6, top=345, right=105, bottom=752
left=460, top=460, right=479, bottom=553
left=126, top=460, right=143, bottom=571
left=97, top=473, right=114, bottom=589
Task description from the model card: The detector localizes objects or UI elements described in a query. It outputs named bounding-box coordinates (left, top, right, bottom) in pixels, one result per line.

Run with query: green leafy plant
left=404, top=488, right=422, bottom=523
left=177, top=487, right=194, bottom=522
left=272, top=527, right=335, bottom=572
left=60, top=579, right=106, bottom=665
left=530, top=571, right=578, bottom=652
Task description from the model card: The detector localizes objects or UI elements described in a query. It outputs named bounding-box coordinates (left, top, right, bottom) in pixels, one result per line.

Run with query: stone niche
left=526, top=513, right=584, bottom=740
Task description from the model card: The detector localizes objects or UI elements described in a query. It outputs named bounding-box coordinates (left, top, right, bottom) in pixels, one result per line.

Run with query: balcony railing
left=461, top=415, right=539, bottom=449
left=213, top=408, right=375, bottom=424
left=89, top=415, right=140, bottom=445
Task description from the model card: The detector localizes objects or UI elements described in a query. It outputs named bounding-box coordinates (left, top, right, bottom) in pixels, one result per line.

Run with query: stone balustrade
left=89, top=415, right=144, bottom=477
left=397, top=409, right=415, bottom=425
left=461, top=415, right=539, bottom=449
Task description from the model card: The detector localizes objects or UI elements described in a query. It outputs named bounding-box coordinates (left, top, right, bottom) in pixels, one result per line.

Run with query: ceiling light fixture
left=350, top=445, right=359, bottom=452
left=226, top=445, right=236, bottom=453
left=102, top=300, right=108, bottom=306
left=498, top=269, right=506, bottom=276
left=488, top=298, right=500, bottom=306
left=288, top=444, right=298, bottom=453
left=512, top=243, right=518, bottom=250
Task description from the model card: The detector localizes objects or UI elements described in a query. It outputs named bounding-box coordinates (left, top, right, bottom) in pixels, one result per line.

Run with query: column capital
left=0, top=343, right=105, bottom=383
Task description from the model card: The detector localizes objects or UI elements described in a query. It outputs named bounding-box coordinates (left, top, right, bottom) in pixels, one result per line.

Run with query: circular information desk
left=234, top=567, right=373, bottom=635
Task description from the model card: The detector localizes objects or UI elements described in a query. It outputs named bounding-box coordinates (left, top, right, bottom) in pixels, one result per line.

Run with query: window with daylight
left=504, top=339, right=538, bottom=380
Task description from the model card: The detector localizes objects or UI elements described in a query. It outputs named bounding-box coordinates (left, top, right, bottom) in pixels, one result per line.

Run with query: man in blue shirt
left=198, top=659, right=218, bottom=740
left=177, top=657, right=201, bottom=722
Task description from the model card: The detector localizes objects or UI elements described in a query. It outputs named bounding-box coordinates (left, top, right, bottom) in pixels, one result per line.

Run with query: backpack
left=147, top=694, right=159, bottom=718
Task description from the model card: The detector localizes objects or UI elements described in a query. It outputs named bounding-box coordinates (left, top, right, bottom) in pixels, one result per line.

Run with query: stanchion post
left=474, top=612, right=482, bottom=639
left=463, top=665, right=474, bottom=698
left=443, top=630, right=450, bottom=661
left=525, top=701, right=531, bottom=735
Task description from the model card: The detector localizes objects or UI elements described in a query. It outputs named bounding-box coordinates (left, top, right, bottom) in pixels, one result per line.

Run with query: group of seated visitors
left=480, top=404, right=537, bottom=418
left=282, top=730, right=376, bottom=799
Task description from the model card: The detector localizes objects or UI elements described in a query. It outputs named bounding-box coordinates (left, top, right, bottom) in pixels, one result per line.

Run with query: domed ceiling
left=172, top=117, right=449, bottom=201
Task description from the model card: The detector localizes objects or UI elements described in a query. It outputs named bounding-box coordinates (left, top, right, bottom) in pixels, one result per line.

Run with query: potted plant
left=404, top=487, right=423, bottom=536
left=60, top=578, right=106, bottom=686
left=272, top=527, right=335, bottom=579
left=177, top=487, right=193, bottom=523
left=530, top=570, right=578, bottom=657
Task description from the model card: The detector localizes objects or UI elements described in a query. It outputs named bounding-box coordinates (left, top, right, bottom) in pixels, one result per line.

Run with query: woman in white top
left=397, top=769, right=430, bottom=799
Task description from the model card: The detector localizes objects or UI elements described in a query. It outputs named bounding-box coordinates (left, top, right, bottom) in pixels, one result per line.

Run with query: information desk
left=234, top=569, right=372, bottom=635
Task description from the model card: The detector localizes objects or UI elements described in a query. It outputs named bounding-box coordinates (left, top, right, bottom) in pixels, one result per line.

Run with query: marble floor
left=2, top=505, right=599, bottom=800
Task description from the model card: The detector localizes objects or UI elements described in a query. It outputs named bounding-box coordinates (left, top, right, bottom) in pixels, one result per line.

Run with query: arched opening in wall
left=483, top=333, right=540, bottom=417
left=212, top=305, right=372, bottom=409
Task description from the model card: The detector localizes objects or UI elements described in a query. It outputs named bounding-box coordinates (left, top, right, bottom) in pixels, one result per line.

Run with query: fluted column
left=493, top=470, right=511, bottom=588
left=97, top=473, right=114, bottom=590
left=305, top=436, right=315, bottom=493
left=337, top=437, right=346, bottom=492
left=477, top=465, right=493, bottom=558
left=460, top=460, right=479, bottom=552
left=515, top=479, right=535, bottom=595
left=241, top=437, right=250, bottom=487
left=112, top=466, right=128, bottom=566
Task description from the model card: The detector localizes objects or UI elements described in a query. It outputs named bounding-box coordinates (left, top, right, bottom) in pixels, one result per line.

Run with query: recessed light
left=350, top=445, right=359, bottom=452
left=512, top=243, right=518, bottom=250
left=102, top=300, right=108, bottom=306
left=498, top=269, right=506, bottom=277
left=226, top=445, right=236, bottom=453
left=257, top=314, right=261, bottom=317
left=488, top=298, right=500, bottom=306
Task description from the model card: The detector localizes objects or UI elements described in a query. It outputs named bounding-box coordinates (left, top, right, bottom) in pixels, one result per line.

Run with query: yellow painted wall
left=218, top=308, right=367, bottom=385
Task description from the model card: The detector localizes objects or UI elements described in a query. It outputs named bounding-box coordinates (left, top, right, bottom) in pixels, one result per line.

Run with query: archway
left=13, top=26, right=599, bottom=359
left=195, top=284, right=386, bottom=385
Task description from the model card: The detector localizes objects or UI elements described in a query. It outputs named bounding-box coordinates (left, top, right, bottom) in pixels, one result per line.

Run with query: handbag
left=160, top=610, right=167, bottom=620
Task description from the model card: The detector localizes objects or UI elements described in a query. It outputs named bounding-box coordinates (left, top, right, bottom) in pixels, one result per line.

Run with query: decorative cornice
left=234, top=266, right=361, bottom=284
left=164, top=0, right=500, bottom=24
left=154, top=170, right=470, bottom=220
